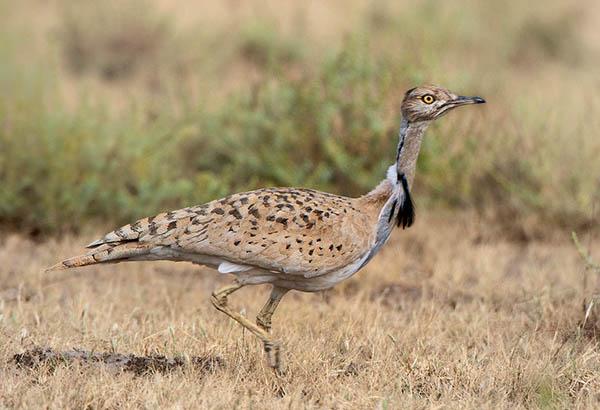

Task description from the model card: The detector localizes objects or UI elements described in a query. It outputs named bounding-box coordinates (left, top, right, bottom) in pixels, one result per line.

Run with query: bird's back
left=55, top=186, right=388, bottom=278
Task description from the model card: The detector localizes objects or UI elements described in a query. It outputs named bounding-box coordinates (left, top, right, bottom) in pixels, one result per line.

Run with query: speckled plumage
left=89, top=187, right=381, bottom=277
left=48, top=85, right=485, bottom=371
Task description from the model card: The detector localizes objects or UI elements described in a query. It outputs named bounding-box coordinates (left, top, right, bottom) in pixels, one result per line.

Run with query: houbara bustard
left=49, top=85, right=485, bottom=370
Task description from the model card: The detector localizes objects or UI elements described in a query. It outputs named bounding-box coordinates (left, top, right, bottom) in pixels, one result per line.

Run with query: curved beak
left=435, top=94, right=485, bottom=118
left=453, top=95, right=486, bottom=106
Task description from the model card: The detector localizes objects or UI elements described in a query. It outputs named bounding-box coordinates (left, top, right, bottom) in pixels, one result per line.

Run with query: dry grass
left=1, top=212, right=599, bottom=408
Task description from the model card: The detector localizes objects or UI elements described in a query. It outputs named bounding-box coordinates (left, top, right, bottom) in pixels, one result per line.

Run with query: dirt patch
left=12, top=347, right=225, bottom=376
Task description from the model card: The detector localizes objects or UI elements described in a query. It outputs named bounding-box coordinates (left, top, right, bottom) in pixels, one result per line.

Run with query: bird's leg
left=256, top=286, right=288, bottom=332
left=256, top=286, right=288, bottom=369
left=210, top=281, right=282, bottom=371
left=211, top=281, right=243, bottom=306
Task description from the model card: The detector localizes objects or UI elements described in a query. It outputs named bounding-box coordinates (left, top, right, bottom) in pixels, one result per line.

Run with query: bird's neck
left=361, top=117, right=428, bottom=204
left=394, top=117, right=429, bottom=188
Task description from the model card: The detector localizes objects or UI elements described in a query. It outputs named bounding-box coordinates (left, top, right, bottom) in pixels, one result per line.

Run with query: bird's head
left=401, top=85, right=485, bottom=123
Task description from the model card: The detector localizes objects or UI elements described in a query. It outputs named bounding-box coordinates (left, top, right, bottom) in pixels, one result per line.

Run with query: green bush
left=181, top=41, right=405, bottom=196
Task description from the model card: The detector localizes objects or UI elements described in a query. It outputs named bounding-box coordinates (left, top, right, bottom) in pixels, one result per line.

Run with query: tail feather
left=46, top=242, right=152, bottom=272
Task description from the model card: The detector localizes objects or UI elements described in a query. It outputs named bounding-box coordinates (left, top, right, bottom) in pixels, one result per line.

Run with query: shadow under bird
left=48, top=85, right=485, bottom=371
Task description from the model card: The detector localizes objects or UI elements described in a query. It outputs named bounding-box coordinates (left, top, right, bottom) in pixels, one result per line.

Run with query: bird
left=48, top=85, right=485, bottom=371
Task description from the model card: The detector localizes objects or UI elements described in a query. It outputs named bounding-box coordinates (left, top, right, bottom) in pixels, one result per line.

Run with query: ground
left=1, top=212, right=598, bottom=409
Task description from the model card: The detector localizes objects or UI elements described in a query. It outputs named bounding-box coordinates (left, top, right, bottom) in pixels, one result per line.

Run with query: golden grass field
left=2, top=0, right=600, bottom=408
left=1, top=212, right=599, bottom=408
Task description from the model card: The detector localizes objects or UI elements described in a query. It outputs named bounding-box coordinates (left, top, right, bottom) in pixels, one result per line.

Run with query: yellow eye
left=422, top=94, right=435, bottom=104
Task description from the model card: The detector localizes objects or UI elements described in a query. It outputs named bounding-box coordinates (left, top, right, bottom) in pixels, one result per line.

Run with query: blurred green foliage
left=0, top=0, right=598, bottom=237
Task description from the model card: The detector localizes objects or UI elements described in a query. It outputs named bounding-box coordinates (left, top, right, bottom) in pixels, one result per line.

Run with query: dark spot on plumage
left=115, top=228, right=126, bottom=239
left=166, top=211, right=175, bottom=220
left=324, top=212, right=330, bottom=218
left=295, top=200, right=303, bottom=206
left=261, top=244, right=267, bottom=247
left=299, top=247, right=303, bottom=252
left=286, top=244, right=291, bottom=249
left=305, top=206, right=313, bottom=212
left=249, top=233, right=256, bottom=237
left=239, top=196, right=249, bottom=205
left=309, top=259, right=313, bottom=263
left=296, top=239, right=303, bottom=243
left=308, top=249, right=314, bottom=256
left=306, top=222, right=315, bottom=229
left=234, top=240, right=241, bottom=246
left=250, top=226, right=258, bottom=231
left=329, top=245, right=334, bottom=251
left=228, top=226, right=235, bottom=232
left=131, top=221, right=142, bottom=232
left=229, top=208, right=243, bottom=219
left=275, top=217, right=288, bottom=226
left=275, top=203, right=294, bottom=211
left=211, top=208, right=225, bottom=215
left=336, top=245, right=342, bottom=251
left=250, top=219, right=258, bottom=226
left=301, top=214, right=309, bottom=223
left=147, top=216, right=155, bottom=224
left=167, top=221, right=177, bottom=231
left=149, top=223, right=158, bottom=235
left=246, top=250, right=252, bottom=253
left=266, top=215, right=276, bottom=222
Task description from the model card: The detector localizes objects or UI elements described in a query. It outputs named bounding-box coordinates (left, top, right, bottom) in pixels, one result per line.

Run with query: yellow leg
left=256, top=287, right=288, bottom=369
left=256, top=286, right=288, bottom=333
left=210, top=281, right=284, bottom=371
